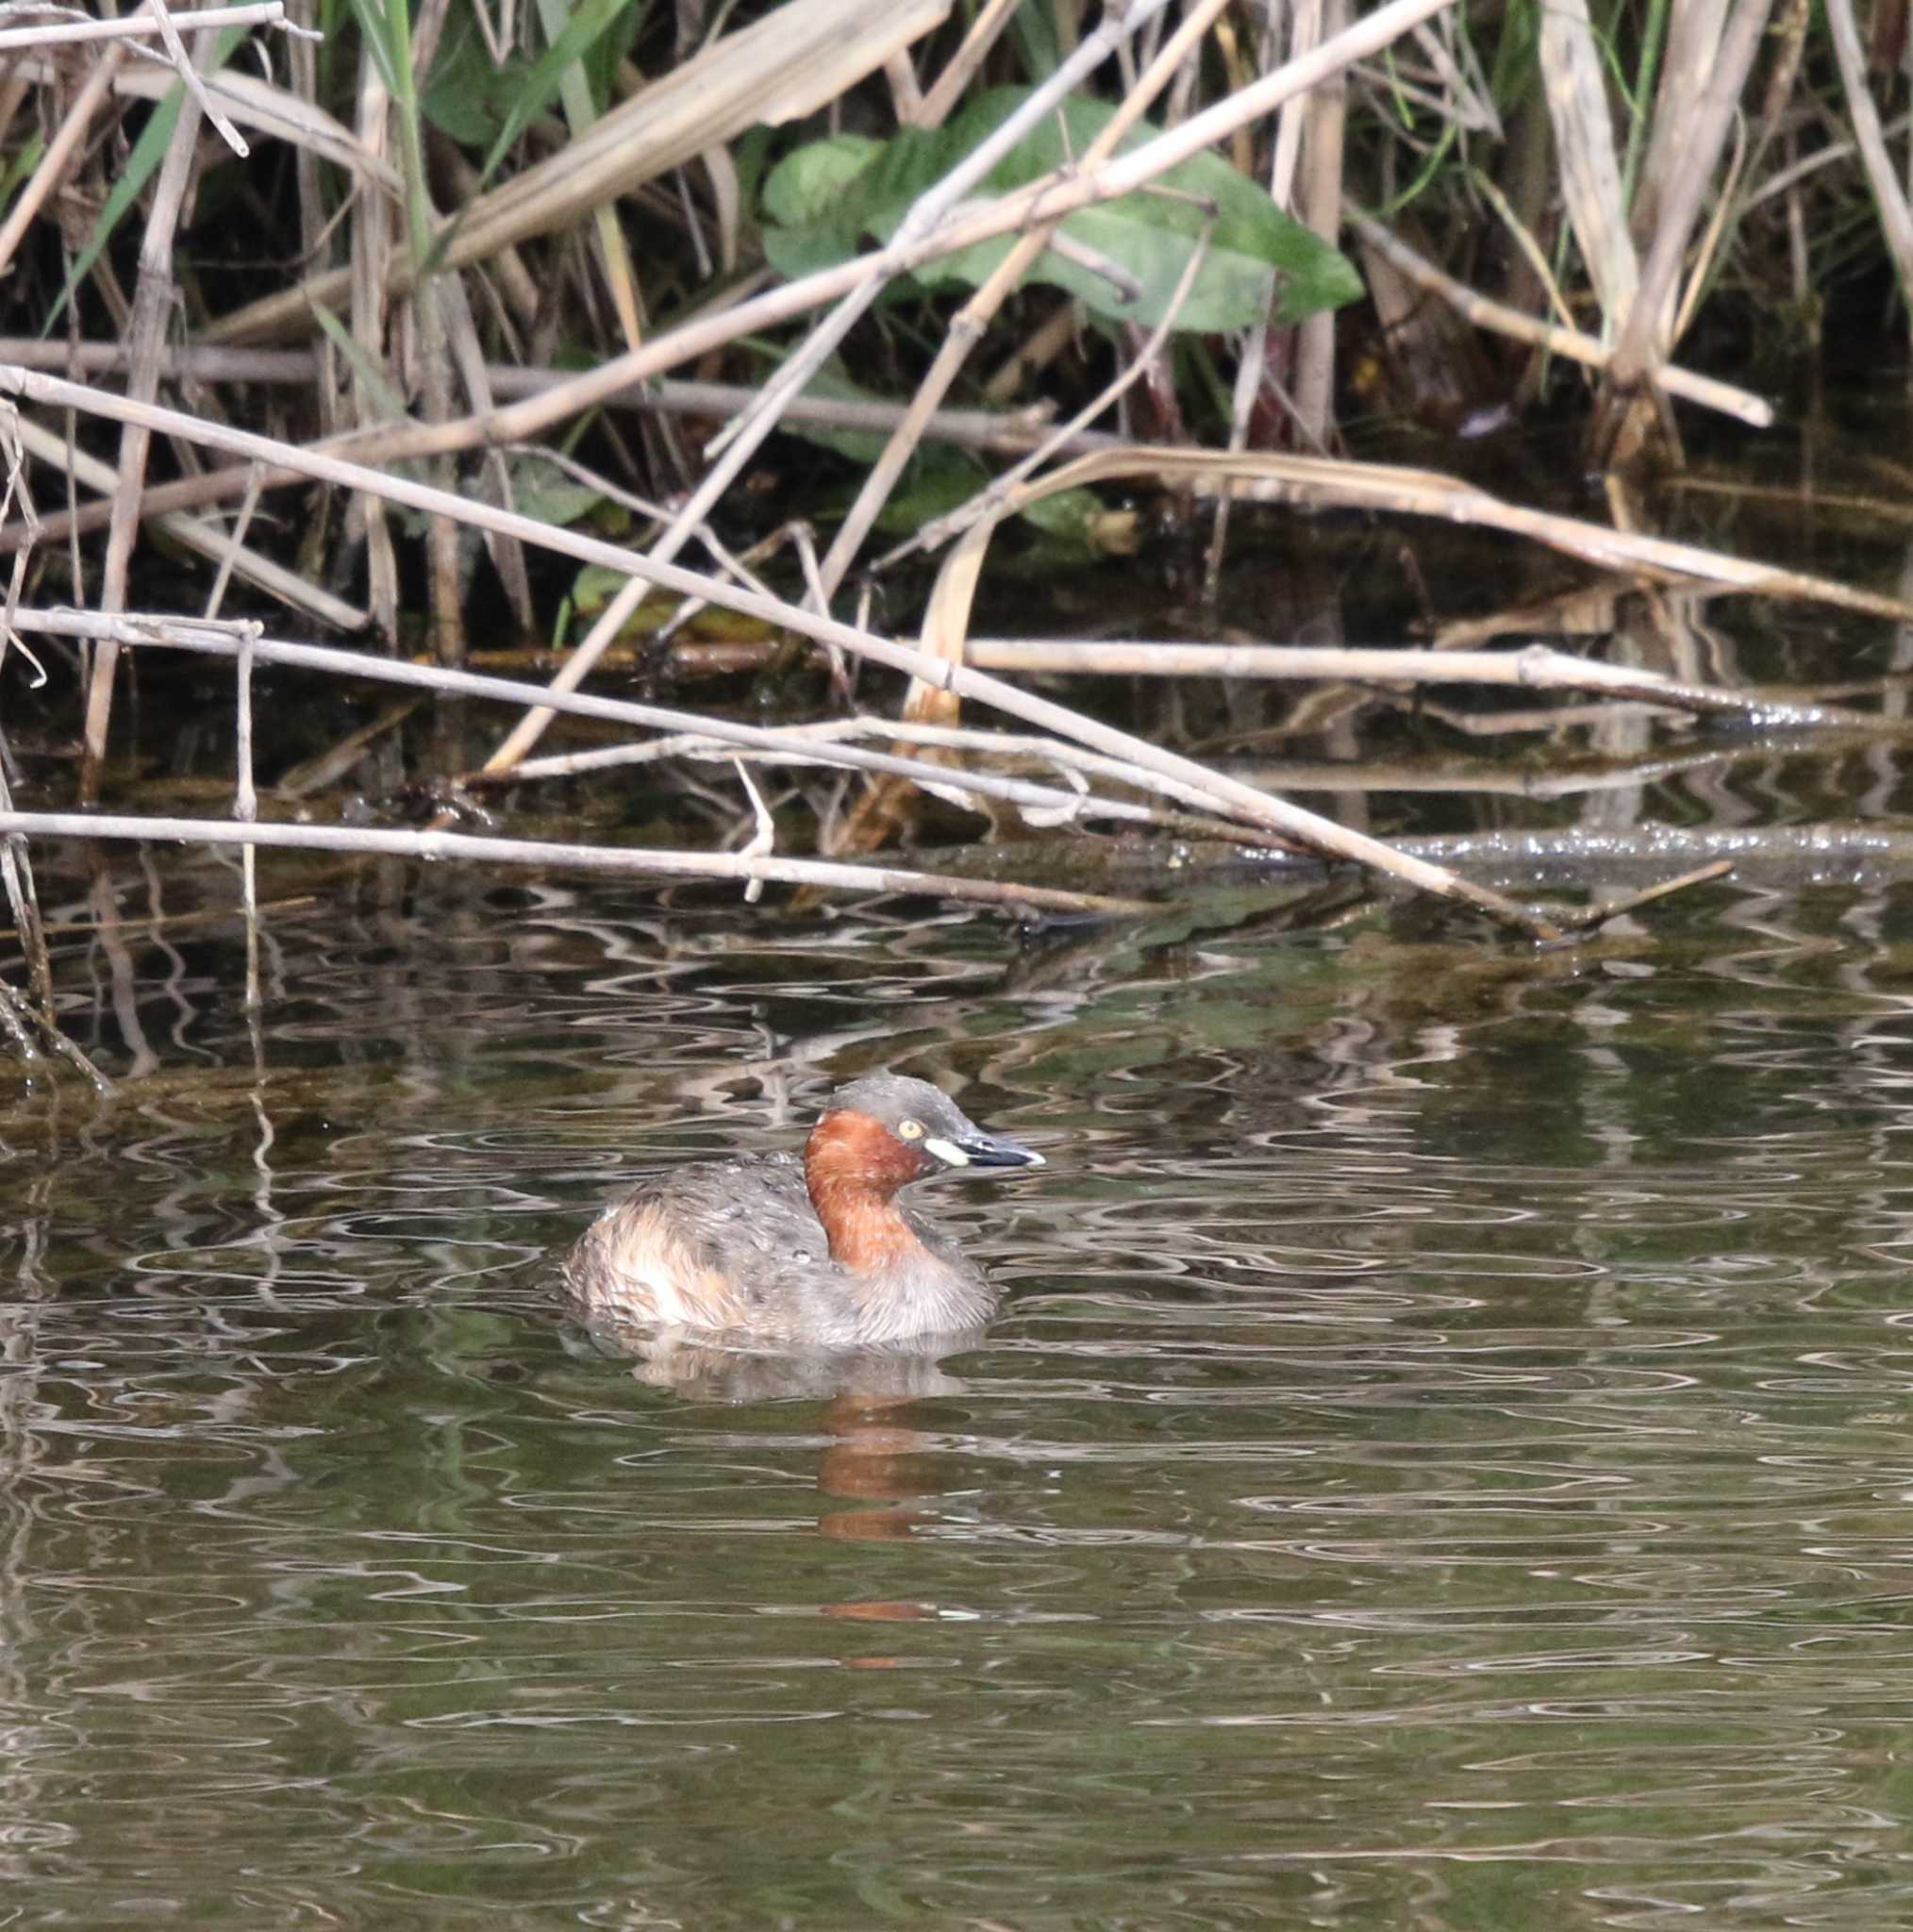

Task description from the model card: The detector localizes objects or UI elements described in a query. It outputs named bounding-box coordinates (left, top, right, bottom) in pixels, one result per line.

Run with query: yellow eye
left=898, top=1118, right=924, bottom=1139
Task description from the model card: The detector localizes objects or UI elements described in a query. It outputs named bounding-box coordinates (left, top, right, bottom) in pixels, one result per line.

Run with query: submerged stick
left=1344, top=209, right=1773, bottom=427
left=0, top=341, right=1095, bottom=456
left=958, top=640, right=1841, bottom=724
left=0, top=374, right=1568, bottom=938
left=0, top=811, right=1151, bottom=916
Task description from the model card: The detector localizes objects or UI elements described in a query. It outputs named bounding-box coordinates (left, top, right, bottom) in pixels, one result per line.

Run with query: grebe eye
left=898, top=1118, right=924, bottom=1139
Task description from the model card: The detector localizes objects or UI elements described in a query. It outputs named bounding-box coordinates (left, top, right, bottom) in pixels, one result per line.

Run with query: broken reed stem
left=0, top=811, right=1152, bottom=917
left=876, top=221, right=1217, bottom=572
left=0, top=3, right=289, bottom=52
left=1343, top=208, right=1774, bottom=427
left=956, top=640, right=1841, bottom=724
left=815, top=0, right=1230, bottom=601
left=233, top=623, right=261, bottom=1005
left=144, top=0, right=252, bottom=158
left=0, top=610, right=1290, bottom=838
left=487, top=0, right=1183, bottom=779
left=0, top=371, right=1566, bottom=939
left=87, top=55, right=204, bottom=799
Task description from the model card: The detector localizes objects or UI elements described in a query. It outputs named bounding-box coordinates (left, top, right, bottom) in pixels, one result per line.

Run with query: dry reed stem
left=816, top=0, right=1232, bottom=603
left=0, top=1, right=287, bottom=51
left=0, top=340, right=1094, bottom=461
left=956, top=640, right=1839, bottom=724
left=485, top=0, right=1180, bottom=777
left=0, top=610, right=1312, bottom=842
left=916, top=0, right=1021, bottom=128
left=82, top=58, right=404, bottom=190
left=1824, top=0, right=1913, bottom=302
left=1226, top=748, right=1739, bottom=798
left=1344, top=211, right=1772, bottom=426
left=86, top=53, right=203, bottom=797
left=1205, top=0, right=1322, bottom=594
left=912, top=464, right=1560, bottom=938
left=0, top=810, right=1152, bottom=917
left=203, top=0, right=956, bottom=346
left=2, top=419, right=1553, bottom=938
left=4, top=0, right=1457, bottom=589
left=1290, top=0, right=1347, bottom=448
left=7, top=408, right=365, bottom=628
left=1538, top=0, right=1637, bottom=339
left=3, top=366, right=1841, bottom=939
left=504, top=712, right=1258, bottom=797
left=1598, top=0, right=1778, bottom=464
left=180, top=0, right=1461, bottom=493
left=1, top=366, right=1894, bottom=631
left=1014, top=445, right=1913, bottom=623
left=349, top=47, right=399, bottom=645
left=141, top=0, right=249, bottom=156
left=530, top=0, right=644, bottom=354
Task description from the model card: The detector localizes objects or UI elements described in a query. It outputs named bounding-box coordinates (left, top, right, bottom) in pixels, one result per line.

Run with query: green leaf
left=762, top=132, right=882, bottom=226
left=758, top=86, right=1362, bottom=333
left=476, top=0, right=647, bottom=188
left=504, top=451, right=605, bottom=528
left=870, top=443, right=990, bottom=535
left=308, top=301, right=409, bottom=420
left=753, top=354, right=893, bottom=462
left=422, top=13, right=510, bottom=145
left=760, top=134, right=881, bottom=278
left=1012, top=485, right=1106, bottom=540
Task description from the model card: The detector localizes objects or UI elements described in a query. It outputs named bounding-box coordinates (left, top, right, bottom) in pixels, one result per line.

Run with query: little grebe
left=565, top=1074, right=1043, bottom=1344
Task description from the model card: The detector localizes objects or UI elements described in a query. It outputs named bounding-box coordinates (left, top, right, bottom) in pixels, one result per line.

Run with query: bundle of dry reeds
left=0, top=0, right=1903, bottom=1067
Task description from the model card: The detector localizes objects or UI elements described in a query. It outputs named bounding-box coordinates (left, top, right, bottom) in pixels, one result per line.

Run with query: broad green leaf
left=423, top=12, right=511, bottom=145
left=1013, top=484, right=1110, bottom=541
left=762, top=132, right=882, bottom=226
left=504, top=451, right=605, bottom=528
left=871, top=443, right=990, bottom=534
left=759, top=86, right=1362, bottom=332
left=756, top=355, right=893, bottom=462
left=760, top=134, right=880, bottom=279
left=477, top=0, right=647, bottom=187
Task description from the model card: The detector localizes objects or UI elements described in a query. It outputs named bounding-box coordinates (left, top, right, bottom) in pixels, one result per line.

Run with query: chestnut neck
left=803, top=1109, right=931, bottom=1273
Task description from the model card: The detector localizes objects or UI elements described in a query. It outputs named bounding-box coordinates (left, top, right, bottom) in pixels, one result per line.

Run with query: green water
left=3, top=860, right=1912, bottom=1928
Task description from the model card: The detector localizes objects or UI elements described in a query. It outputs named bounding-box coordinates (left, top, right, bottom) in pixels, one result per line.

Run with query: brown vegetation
left=0, top=0, right=1908, bottom=1068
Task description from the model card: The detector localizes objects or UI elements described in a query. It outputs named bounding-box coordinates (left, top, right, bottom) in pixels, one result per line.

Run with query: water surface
left=5, top=857, right=1913, bottom=1929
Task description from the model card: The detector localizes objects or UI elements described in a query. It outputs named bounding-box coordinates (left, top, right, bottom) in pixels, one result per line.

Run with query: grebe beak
left=924, top=1127, right=1044, bottom=1171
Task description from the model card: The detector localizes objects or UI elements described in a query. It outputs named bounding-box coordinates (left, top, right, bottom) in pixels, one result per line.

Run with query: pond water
left=8, top=848, right=1913, bottom=1929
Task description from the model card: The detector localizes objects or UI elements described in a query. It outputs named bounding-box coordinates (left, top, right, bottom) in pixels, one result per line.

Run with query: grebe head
left=806, top=1074, right=1043, bottom=1205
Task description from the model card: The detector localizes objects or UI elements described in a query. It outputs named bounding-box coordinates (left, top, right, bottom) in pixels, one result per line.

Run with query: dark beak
left=947, top=1128, right=1043, bottom=1171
